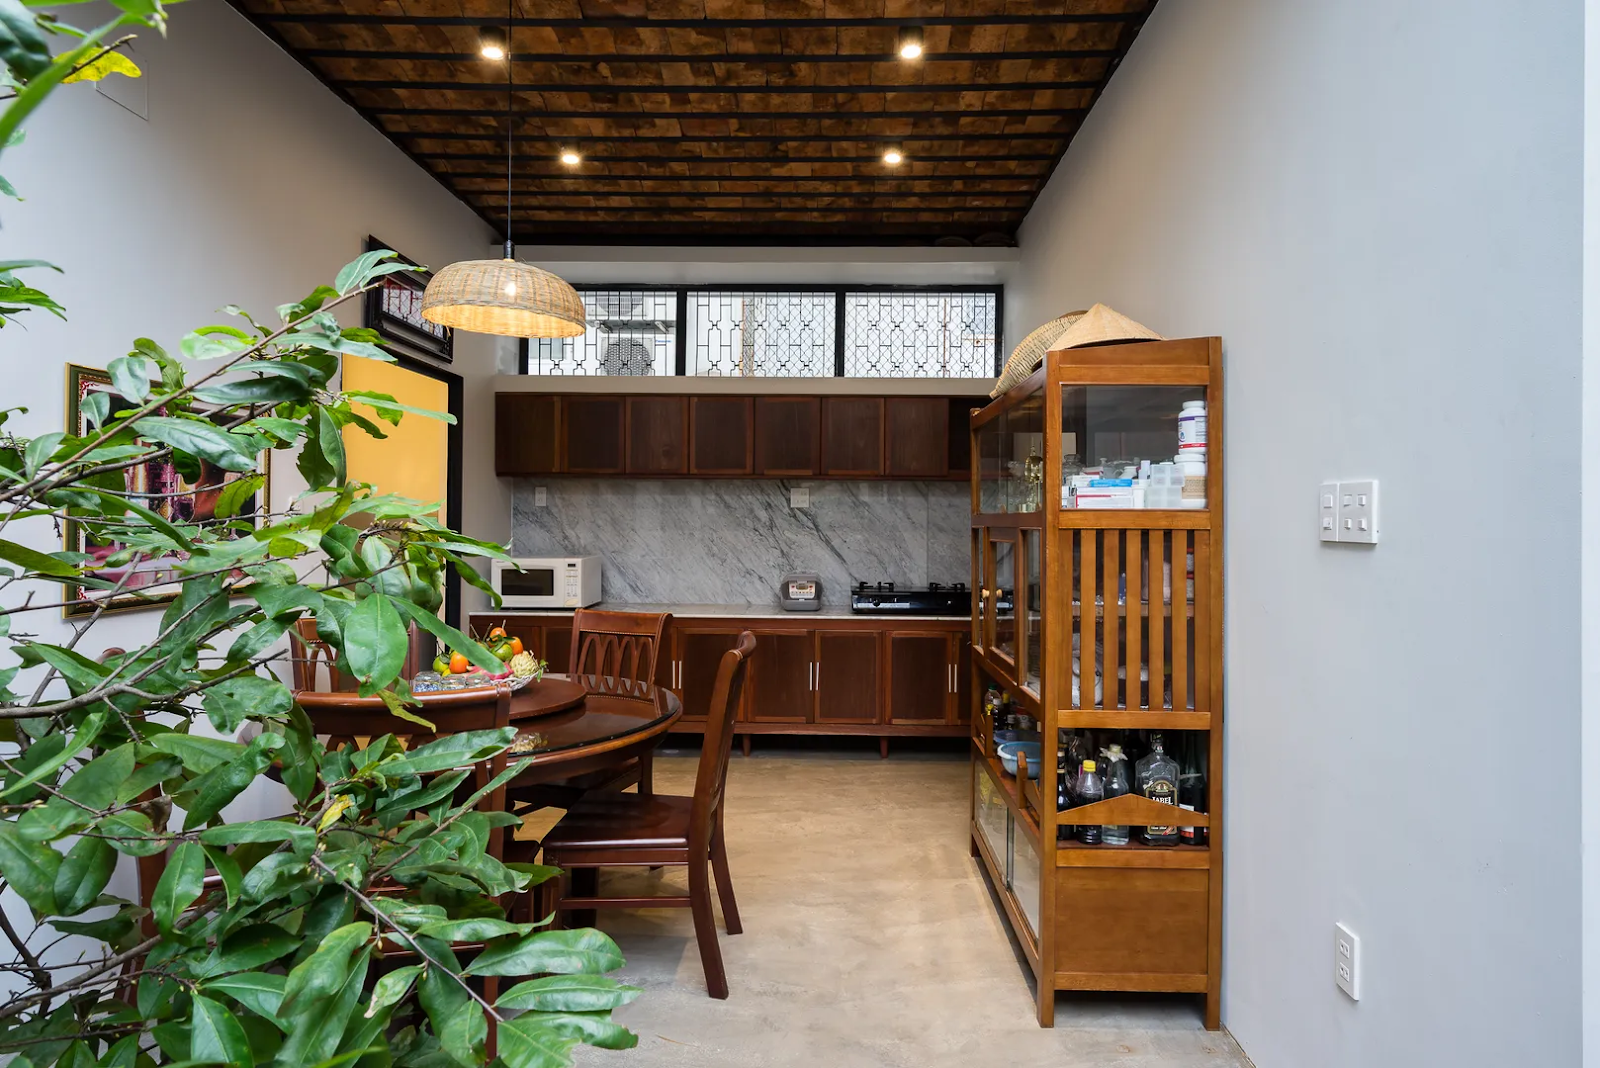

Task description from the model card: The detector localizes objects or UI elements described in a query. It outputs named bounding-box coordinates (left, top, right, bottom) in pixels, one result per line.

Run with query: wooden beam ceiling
left=228, top=0, right=1158, bottom=245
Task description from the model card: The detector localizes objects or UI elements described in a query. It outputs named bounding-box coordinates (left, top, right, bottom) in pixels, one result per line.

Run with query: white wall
left=1009, top=2, right=1582, bottom=1065
left=0, top=0, right=510, bottom=641
left=1585, top=1, right=1600, bottom=1063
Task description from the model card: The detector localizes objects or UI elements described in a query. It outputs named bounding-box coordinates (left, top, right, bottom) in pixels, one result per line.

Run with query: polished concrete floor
left=527, top=746, right=1251, bottom=1068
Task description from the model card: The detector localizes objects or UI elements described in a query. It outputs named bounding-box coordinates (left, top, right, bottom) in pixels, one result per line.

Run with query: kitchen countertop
left=492, top=601, right=970, bottom=622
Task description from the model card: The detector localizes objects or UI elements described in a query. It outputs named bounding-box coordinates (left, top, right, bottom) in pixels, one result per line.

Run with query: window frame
left=517, top=283, right=1004, bottom=378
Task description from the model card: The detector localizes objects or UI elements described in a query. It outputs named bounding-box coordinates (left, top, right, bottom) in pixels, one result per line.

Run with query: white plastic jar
left=1178, top=399, right=1208, bottom=456
left=1176, top=452, right=1207, bottom=509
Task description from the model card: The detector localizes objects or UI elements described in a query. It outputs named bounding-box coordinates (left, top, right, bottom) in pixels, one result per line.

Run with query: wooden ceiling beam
left=360, top=106, right=1088, bottom=121
left=391, top=132, right=1068, bottom=144
left=330, top=79, right=1103, bottom=94
left=433, top=170, right=1049, bottom=181
left=296, top=49, right=1119, bottom=63
left=252, top=13, right=1147, bottom=29
left=414, top=151, right=1057, bottom=163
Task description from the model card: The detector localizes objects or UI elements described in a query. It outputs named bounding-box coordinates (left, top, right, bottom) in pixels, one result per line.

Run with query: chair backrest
left=567, top=609, right=671, bottom=686
left=691, top=631, right=755, bottom=851
left=289, top=617, right=436, bottom=693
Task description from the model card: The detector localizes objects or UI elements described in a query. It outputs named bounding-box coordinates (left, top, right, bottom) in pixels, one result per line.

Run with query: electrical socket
left=1335, top=922, right=1361, bottom=1001
left=534, top=486, right=547, bottom=507
left=1318, top=482, right=1339, bottom=543
left=790, top=487, right=811, bottom=509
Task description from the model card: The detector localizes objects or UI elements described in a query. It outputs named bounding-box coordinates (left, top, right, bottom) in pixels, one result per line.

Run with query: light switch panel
left=1340, top=480, right=1379, bottom=544
left=1319, top=482, right=1339, bottom=542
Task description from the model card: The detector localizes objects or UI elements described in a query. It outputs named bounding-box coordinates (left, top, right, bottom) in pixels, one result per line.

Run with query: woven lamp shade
left=421, top=258, right=587, bottom=338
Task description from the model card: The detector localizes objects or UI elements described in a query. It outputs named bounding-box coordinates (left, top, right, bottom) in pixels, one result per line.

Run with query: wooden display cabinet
left=968, top=336, right=1224, bottom=1029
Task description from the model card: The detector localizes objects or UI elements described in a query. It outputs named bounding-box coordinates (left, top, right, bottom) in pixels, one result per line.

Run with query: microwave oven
left=491, top=556, right=602, bottom=609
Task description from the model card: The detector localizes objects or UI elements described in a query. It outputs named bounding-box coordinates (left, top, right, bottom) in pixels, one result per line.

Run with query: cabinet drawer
left=1053, top=868, right=1209, bottom=981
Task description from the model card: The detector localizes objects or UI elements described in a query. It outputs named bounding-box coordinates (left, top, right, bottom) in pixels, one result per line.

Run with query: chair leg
left=710, top=819, right=742, bottom=936
left=637, top=751, right=653, bottom=796
left=568, top=867, right=599, bottom=930
left=688, top=858, right=728, bottom=999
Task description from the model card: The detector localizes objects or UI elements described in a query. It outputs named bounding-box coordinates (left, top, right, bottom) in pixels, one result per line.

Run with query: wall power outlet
left=1335, top=922, right=1361, bottom=1001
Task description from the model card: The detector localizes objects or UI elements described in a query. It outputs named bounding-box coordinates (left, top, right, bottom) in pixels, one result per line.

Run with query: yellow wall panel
left=342, top=356, right=449, bottom=520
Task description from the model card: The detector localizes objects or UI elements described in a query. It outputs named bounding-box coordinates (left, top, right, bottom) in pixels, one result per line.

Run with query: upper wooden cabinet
left=499, top=392, right=979, bottom=480
left=821, top=397, right=885, bottom=477
left=562, top=397, right=625, bottom=474
left=626, top=396, right=688, bottom=475
left=886, top=398, right=950, bottom=478
left=690, top=397, right=754, bottom=475
left=495, top=394, right=561, bottom=475
left=753, top=397, right=820, bottom=476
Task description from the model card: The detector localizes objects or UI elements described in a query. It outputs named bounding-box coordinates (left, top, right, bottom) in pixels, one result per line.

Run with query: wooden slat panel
left=1193, top=530, right=1211, bottom=713
left=1148, top=529, right=1165, bottom=710
left=1172, top=530, right=1190, bottom=711
left=1077, top=529, right=1095, bottom=709
left=1101, top=530, right=1118, bottom=710
left=1125, top=529, right=1142, bottom=711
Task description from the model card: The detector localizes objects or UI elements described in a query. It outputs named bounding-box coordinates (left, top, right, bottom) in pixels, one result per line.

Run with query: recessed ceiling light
left=478, top=25, right=507, bottom=60
left=898, top=26, right=923, bottom=60
left=883, top=146, right=904, bottom=165
left=560, top=150, right=581, bottom=166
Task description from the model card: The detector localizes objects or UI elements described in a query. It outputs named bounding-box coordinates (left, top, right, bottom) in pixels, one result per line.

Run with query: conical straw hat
left=989, top=309, right=1086, bottom=397
left=1046, top=303, right=1163, bottom=352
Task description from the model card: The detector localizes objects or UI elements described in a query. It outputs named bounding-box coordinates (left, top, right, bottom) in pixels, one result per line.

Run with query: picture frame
left=362, top=235, right=453, bottom=364
left=61, top=363, right=271, bottom=618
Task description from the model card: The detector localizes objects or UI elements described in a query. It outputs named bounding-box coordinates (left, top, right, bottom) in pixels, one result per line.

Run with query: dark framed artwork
left=362, top=235, right=453, bottom=364
left=61, top=364, right=271, bottom=617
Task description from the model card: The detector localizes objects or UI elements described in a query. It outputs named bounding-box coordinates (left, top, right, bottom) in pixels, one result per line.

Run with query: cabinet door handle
left=807, top=663, right=813, bottom=690
left=814, top=662, right=821, bottom=690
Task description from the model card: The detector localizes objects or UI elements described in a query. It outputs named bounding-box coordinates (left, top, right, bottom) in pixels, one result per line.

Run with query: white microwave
left=491, top=556, right=602, bottom=609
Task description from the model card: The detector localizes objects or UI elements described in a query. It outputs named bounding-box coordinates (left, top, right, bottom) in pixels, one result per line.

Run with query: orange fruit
left=448, top=651, right=469, bottom=674
left=509, top=636, right=523, bottom=656
left=487, top=626, right=507, bottom=641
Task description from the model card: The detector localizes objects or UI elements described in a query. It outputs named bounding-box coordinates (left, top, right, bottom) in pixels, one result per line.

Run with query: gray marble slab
left=510, top=479, right=970, bottom=607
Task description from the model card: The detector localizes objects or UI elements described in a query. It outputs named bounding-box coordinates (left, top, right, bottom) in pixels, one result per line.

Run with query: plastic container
left=1073, top=760, right=1104, bottom=845
left=1176, top=452, right=1207, bottom=509
left=1178, top=399, right=1208, bottom=455
left=1100, top=746, right=1131, bottom=845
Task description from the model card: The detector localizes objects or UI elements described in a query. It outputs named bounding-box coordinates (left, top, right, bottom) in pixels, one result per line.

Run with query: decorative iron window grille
left=521, top=285, right=1002, bottom=378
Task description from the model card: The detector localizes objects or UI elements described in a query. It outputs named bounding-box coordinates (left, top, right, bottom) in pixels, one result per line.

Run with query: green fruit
left=493, top=642, right=515, bottom=661
left=432, top=656, right=450, bottom=674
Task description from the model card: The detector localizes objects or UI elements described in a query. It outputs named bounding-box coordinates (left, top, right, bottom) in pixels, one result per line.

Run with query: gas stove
left=849, top=581, right=971, bottom=616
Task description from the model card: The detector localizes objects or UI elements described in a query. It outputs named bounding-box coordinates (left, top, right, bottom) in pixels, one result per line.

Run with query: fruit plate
left=410, top=671, right=541, bottom=695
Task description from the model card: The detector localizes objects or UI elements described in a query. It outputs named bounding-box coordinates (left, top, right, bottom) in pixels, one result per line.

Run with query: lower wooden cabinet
left=886, top=631, right=974, bottom=724
left=747, top=632, right=813, bottom=723
left=672, top=628, right=748, bottom=725
left=814, top=630, right=881, bottom=723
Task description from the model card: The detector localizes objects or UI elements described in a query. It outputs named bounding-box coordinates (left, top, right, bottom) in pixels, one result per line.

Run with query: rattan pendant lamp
left=421, top=2, right=585, bottom=339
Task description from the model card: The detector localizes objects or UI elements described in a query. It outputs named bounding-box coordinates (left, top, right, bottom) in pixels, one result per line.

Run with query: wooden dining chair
left=539, top=630, right=754, bottom=999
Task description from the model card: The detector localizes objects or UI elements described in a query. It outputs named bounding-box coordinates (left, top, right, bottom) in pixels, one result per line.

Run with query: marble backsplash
left=510, top=480, right=971, bottom=607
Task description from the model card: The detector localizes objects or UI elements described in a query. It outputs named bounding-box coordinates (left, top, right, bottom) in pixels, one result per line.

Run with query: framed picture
left=61, top=363, right=271, bottom=618
left=362, top=235, right=453, bottom=364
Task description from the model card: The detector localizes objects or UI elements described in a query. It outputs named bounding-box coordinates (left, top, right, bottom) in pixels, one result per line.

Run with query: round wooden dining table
left=295, top=673, right=681, bottom=787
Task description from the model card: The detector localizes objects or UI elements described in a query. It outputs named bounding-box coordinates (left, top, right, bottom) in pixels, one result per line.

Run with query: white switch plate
left=533, top=486, right=547, bottom=507
left=1334, top=922, right=1361, bottom=1000
left=790, top=487, right=810, bottom=508
left=1339, top=479, right=1379, bottom=544
left=1318, top=482, right=1339, bottom=542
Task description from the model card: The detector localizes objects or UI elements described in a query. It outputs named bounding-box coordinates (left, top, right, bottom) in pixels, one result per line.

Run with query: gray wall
left=511, top=480, right=970, bottom=607
left=1010, top=2, right=1581, bottom=1065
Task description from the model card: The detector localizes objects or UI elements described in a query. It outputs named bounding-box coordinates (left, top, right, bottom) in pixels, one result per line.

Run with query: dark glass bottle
left=1179, top=734, right=1208, bottom=847
left=1135, top=732, right=1180, bottom=846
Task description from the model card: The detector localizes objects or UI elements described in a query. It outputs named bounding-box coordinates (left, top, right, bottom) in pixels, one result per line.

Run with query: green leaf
left=79, top=390, right=110, bottom=429
left=387, top=728, right=516, bottom=777
left=135, top=415, right=256, bottom=472
left=375, top=686, right=434, bottom=732
left=390, top=598, right=504, bottom=674
left=202, top=842, right=242, bottom=907
left=200, top=674, right=291, bottom=734
left=100, top=811, right=169, bottom=856
left=0, top=536, right=77, bottom=577
left=497, top=1016, right=580, bottom=1068
left=193, top=375, right=312, bottom=407
left=151, top=840, right=204, bottom=932
left=363, top=963, right=421, bottom=1019
left=318, top=407, right=345, bottom=484
left=495, top=974, right=643, bottom=1014
left=201, top=971, right=285, bottom=1020
left=280, top=921, right=369, bottom=1017
left=180, top=731, right=284, bottom=829
left=0, top=0, right=51, bottom=79
left=467, top=928, right=626, bottom=978
left=272, top=947, right=370, bottom=1067
left=49, top=910, right=136, bottom=945
left=58, top=741, right=134, bottom=811
left=107, top=353, right=149, bottom=402
left=415, top=916, right=538, bottom=943
left=334, top=249, right=405, bottom=295
left=147, top=733, right=245, bottom=774
left=417, top=942, right=486, bottom=1065
left=22, top=429, right=62, bottom=474
left=0, top=711, right=104, bottom=798
left=344, top=390, right=456, bottom=425
left=342, top=593, right=406, bottom=689
left=277, top=284, right=339, bottom=324
left=0, top=822, right=58, bottom=914
left=201, top=923, right=299, bottom=977
left=506, top=1011, right=637, bottom=1052
left=180, top=325, right=252, bottom=361
left=191, top=993, right=253, bottom=1066
left=227, top=616, right=286, bottom=663
left=212, top=472, right=264, bottom=520
left=200, top=819, right=314, bottom=855
left=51, top=835, right=115, bottom=915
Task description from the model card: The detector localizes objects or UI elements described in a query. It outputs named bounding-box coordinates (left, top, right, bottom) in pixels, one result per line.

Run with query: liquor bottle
left=1135, top=732, right=1180, bottom=846
left=999, top=691, right=1014, bottom=732
left=1056, top=748, right=1071, bottom=840
left=1179, top=734, right=1208, bottom=847
left=1073, top=760, right=1103, bottom=845
left=1100, top=744, right=1131, bottom=846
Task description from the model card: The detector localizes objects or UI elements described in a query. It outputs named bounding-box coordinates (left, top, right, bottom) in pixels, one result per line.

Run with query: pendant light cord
left=503, top=0, right=514, bottom=259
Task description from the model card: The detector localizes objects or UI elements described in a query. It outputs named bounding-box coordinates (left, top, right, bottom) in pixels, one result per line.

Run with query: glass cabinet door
left=988, top=533, right=1016, bottom=667
left=978, top=409, right=1008, bottom=514
left=1060, top=384, right=1208, bottom=511
left=1006, top=388, right=1045, bottom=514
left=1021, top=528, right=1042, bottom=696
